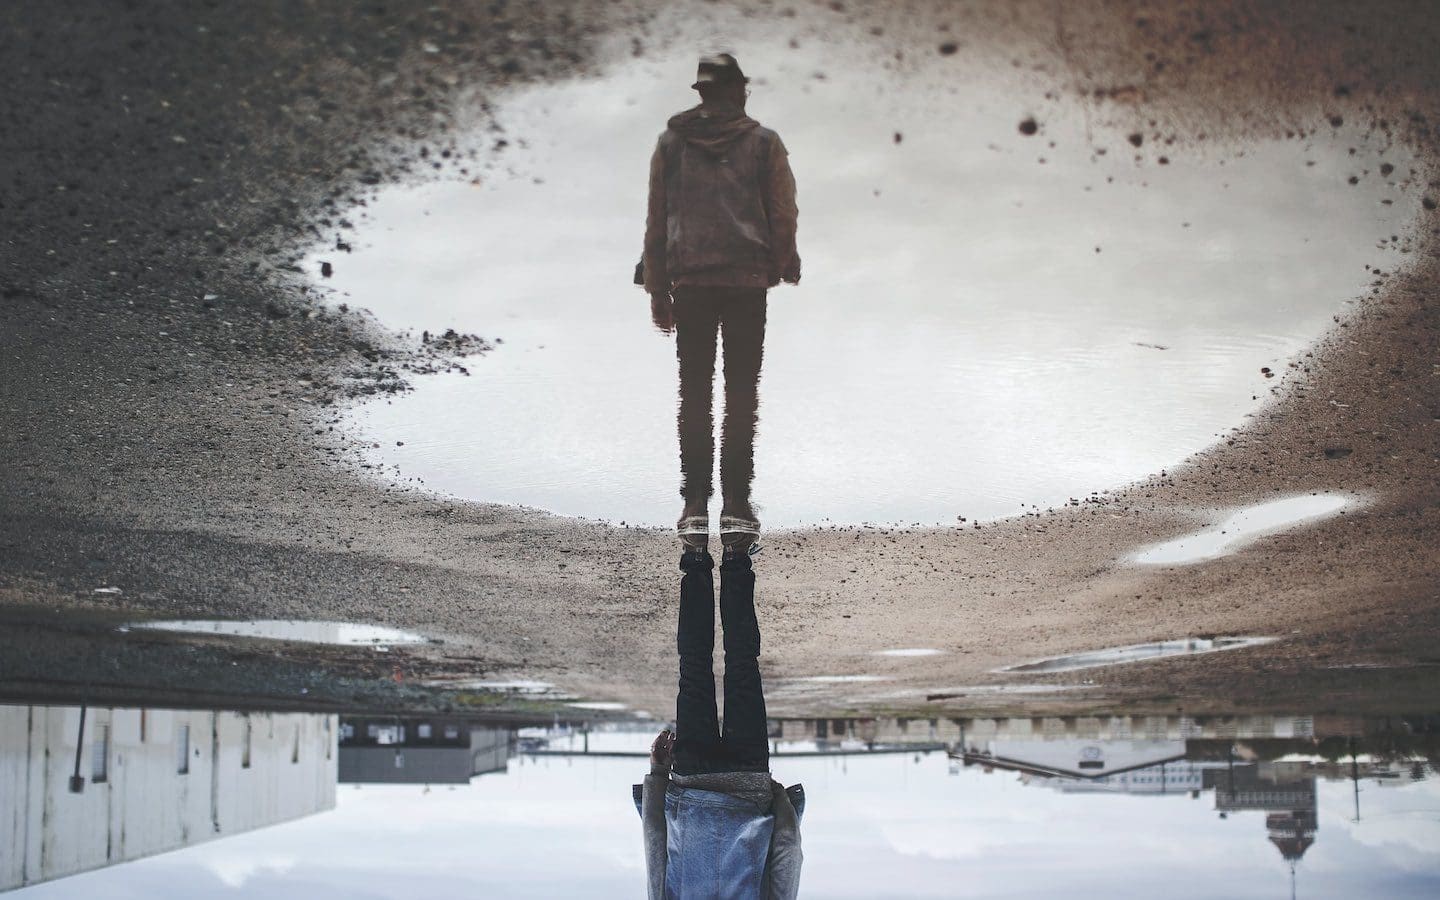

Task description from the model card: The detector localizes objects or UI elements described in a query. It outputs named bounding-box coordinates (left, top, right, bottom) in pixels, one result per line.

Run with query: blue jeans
left=673, top=549, right=769, bottom=775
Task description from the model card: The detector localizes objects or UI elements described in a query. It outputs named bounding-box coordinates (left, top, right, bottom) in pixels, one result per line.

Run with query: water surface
left=310, top=31, right=1420, bottom=527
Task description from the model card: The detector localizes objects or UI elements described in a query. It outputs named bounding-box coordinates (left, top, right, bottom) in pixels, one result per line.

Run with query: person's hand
left=650, top=729, right=676, bottom=770
left=650, top=291, right=674, bottom=334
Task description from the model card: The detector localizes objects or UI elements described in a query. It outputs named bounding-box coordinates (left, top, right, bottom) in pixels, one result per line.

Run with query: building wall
left=0, top=705, right=336, bottom=892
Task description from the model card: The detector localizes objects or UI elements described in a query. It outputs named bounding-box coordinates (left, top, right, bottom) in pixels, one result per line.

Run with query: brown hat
left=691, top=53, right=749, bottom=90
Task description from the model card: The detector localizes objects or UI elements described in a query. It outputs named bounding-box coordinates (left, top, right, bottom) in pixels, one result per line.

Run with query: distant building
left=0, top=704, right=336, bottom=892
left=1204, top=764, right=1319, bottom=864
left=338, top=717, right=509, bottom=784
left=956, top=738, right=1188, bottom=782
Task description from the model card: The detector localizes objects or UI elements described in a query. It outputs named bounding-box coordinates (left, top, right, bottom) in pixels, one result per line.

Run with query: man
left=640, top=52, right=801, bottom=552
left=633, top=544, right=804, bottom=899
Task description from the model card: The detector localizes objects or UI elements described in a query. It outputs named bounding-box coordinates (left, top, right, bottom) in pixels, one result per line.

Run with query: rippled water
left=308, top=29, right=1419, bottom=527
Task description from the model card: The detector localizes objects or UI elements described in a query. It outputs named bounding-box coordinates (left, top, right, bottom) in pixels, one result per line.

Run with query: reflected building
left=1206, top=764, right=1319, bottom=866
left=0, top=704, right=336, bottom=893
left=339, top=716, right=509, bottom=784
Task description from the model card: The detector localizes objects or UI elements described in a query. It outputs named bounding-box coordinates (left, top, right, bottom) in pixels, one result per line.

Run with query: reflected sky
left=11, top=708, right=1439, bottom=899
left=309, top=25, right=1421, bottom=527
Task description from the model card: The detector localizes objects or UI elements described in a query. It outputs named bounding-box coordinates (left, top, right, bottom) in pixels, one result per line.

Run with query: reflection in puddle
left=1000, top=636, right=1277, bottom=674
left=2, top=704, right=336, bottom=892
left=128, top=619, right=430, bottom=646
left=8, top=702, right=1436, bottom=897
left=310, top=34, right=1419, bottom=527
left=1131, top=493, right=1355, bottom=565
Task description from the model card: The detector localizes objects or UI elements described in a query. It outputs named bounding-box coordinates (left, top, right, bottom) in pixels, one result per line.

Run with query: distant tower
left=1266, top=809, right=1316, bottom=900
left=1266, top=809, right=1317, bottom=862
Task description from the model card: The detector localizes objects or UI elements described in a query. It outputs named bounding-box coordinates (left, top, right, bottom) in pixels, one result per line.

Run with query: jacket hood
left=667, top=103, right=760, bottom=156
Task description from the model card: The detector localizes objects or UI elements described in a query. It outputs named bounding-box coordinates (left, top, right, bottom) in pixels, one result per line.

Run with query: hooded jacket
left=642, top=102, right=800, bottom=294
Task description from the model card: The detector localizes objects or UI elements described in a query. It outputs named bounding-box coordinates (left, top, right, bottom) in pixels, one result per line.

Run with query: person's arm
left=643, top=135, right=675, bottom=333
left=641, top=729, right=675, bottom=900
left=765, top=135, right=800, bottom=286
left=765, top=780, right=804, bottom=900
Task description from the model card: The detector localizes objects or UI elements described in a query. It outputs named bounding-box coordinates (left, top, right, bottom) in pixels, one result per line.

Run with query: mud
left=1, top=1, right=1437, bottom=718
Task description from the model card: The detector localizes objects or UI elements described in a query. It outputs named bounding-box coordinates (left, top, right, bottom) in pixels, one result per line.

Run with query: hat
left=691, top=53, right=749, bottom=90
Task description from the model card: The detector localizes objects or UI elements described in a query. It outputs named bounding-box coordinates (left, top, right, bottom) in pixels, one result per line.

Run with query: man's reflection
left=636, top=543, right=803, bottom=899
left=640, top=52, right=801, bottom=551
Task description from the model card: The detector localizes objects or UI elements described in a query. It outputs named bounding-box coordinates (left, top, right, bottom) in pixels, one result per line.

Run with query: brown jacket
left=642, top=102, right=800, bottom=294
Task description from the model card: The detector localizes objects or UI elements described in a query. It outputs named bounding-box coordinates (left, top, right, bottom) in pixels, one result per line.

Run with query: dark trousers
left=673, top=286, right=767, bottom=510
left=673, top=549, right=769, bottom=775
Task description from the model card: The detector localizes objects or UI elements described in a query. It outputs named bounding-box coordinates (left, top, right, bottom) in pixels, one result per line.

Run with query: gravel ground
left=2, top=0, right=1437, bottom=718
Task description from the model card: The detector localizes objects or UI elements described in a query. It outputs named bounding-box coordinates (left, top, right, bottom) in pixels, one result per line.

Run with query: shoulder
left=752, top=126, right=788, bottom=157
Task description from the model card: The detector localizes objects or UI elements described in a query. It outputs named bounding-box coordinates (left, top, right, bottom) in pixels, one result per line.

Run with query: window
left=417, top=724, right=433, bottom=739
left=91, top=724, right=109, bottom=783
left=177, top=724, right=190, bottom=774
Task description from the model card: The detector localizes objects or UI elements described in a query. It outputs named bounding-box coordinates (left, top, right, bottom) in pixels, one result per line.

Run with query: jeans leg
left=719, top=551, right=769, bottom=769
left=673, top=549, right=720, bottom=774
left=674, top=289, right=721, bottom=507
left=718, top=290, right=767, bottom=514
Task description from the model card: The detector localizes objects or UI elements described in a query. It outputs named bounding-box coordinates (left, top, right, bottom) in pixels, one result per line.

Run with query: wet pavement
left=5, top=699, right=1437, bottom=898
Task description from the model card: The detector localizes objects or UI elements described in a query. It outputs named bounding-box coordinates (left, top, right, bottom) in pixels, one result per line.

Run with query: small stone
left=1018, top=117, right=1038, bottom=136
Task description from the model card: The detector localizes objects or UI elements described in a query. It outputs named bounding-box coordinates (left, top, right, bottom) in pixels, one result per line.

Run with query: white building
left=0, top=704, right=337, bottom=892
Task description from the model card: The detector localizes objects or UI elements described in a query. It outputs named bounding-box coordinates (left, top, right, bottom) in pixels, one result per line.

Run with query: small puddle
left=874, top=648, right=945, bottom=657
left=423, top=678, right=559, bottom=693
left=1130, top=494, right=1354, bottom=565
left=306, top=13, right=1421, bottom=528
left=999, top=636, right=1277, bottom=674
left=127, top=619, right=430, bottom=646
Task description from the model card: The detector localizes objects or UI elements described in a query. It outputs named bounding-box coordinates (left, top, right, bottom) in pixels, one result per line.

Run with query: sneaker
left=676, top=513, right=709, bottom=552
left=719, top=513, right=760, bottom=554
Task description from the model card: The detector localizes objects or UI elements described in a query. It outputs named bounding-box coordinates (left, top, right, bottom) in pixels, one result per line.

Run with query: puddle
left=1000, top=636, right=1278, bottom=674
left=874, top=648, right=945, bottom=658
left=1130, top=493, right=1355, bottom=565
left=127, top=619, right=430, bottom=646
left=922, top=684, right=1093, bottom=696
left=566, top=701, right=628, bottom=711
left=307, top=16, right=1420, bottom=528
left=787, top=674, right=890, bottom=684
left=421, top=678, right=559, bottom=693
